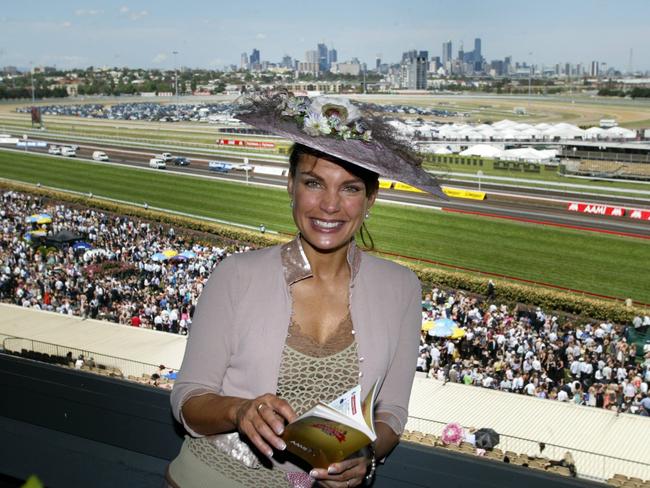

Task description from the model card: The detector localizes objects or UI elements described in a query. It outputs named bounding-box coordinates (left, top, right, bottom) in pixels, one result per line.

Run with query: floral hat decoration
left=236, top=92, right=446, bottom=198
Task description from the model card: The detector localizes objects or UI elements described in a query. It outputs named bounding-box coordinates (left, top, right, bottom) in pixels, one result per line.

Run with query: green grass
left=1, top=149, right=649, bottom=303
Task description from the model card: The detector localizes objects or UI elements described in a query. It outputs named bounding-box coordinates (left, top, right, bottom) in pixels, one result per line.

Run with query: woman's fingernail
left=276, top=427, right=284, bottom=435
left=309, top=470, right=318, bottom=478
left=266, top=449, right=274, bottom=458
left=278, top=441, right=287, bottom=450
left=327, top=466, right=337, bottom=474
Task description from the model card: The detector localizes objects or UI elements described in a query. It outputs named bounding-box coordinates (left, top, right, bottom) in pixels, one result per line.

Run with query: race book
left=282, top=380, right=379, bottom=468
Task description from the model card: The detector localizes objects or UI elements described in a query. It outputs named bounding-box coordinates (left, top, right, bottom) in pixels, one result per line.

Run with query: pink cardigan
left=170, top=237, right=422, bottom=436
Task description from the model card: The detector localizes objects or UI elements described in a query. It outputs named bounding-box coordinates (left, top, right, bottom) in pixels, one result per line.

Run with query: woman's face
left=287, top=153, right=376, bottom=254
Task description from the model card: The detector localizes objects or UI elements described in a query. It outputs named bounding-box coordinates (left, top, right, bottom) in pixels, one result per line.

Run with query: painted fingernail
left=309, top=469, right=318, bottom=478
left=327, top=466, right=337, bottom=474
left=278, top=441, right=287, bottom=450
left=266, top=449, right=274, bottom=458
left=276, top=427, right=284, bottom=435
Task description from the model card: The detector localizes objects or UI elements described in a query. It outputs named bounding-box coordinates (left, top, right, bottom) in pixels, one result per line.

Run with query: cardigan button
left=358, top=372, right=363, bottom=377
left=351, top=329, right=356, bottom=335
left=359, top=357, right=364, bottom=362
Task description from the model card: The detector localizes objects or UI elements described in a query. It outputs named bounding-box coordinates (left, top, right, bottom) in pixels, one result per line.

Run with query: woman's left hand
left=310, top=455, right=368, bottom=487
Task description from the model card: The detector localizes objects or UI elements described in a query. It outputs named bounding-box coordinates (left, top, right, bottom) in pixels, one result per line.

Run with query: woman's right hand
left=234, top=393, right=297, bottom=458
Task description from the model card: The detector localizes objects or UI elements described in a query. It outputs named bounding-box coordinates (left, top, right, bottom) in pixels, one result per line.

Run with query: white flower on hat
left=303, top=111, right=332, bottom=136
left=310, top=96, right=361, bottom=125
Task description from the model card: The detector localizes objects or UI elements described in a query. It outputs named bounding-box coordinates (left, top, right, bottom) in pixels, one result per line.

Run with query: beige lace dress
left=170, top=313, right=360, bottom=488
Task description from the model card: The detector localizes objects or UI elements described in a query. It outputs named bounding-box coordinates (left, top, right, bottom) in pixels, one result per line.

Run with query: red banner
left=217, top=138, right=275, bottom=149
left=567, top=202, right=626, bottom=217
left=629, top=209, right=650, bottom=220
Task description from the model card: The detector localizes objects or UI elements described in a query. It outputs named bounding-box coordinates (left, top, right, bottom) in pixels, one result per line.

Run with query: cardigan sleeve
left=374, top=271, right=422, bottom=436
left=170, top=255, right=240, bottom=436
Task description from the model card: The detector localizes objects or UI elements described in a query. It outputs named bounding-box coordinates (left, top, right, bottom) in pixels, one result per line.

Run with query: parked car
left=61, top=146, right=77, bottom=157
left=173, top=157, right=190, bottom=166
left=233, top=162, right=254, bottom=171
left=208, top=161, right=233, bottom=173
left=48, top=145, right=62, bottom=155
left=160, top=152, right=173, bottom=161
left=149, top=158, right=166, bottom=169
left=92, top=151, right=109, bottom=161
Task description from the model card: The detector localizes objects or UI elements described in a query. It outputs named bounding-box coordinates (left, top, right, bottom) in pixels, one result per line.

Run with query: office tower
left=376, top=55, right=381, bottom=71
left=400, top=50, right=429, bottom=89
left=249, top=49, right=260, bottom=69
left=590, top=60, right=599, bottom=77
left=281, top=55, right=293, bottom=69
left=317, top=43, right=329, bottom=72
left=442, top=40, right=452, bottom=68
left=474, top=38, right=481, bottom=59
left=305, top=50, right=319, bottom=64
left=328, top=48, right=338, bottom=65
left=240, top=52, right=249, bottom=70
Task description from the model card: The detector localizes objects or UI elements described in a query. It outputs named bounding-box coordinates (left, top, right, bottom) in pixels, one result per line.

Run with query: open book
left=281, top=380, right=379, bottom=468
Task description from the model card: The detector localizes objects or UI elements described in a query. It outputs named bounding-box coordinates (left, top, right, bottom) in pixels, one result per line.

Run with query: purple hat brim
left=238, top=113, right=447, bottom=199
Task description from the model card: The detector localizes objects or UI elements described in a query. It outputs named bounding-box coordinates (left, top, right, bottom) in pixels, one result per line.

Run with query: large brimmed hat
left=236, top=93, right=445, bottom=198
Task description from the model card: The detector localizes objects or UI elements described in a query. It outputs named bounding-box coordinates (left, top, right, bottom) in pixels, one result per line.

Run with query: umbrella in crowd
left=46, top=229, right=83, bottom=247
left=421, top=319, right=435, bottom=332
left=474, top=428, right=500, bottom=450
left=441, top=422, right=464, bottom=445
left=23, top=230, right=47, bottom=241
left=151, top=252, right=168, bottom=262
left=180, top=250, right=196, bottom=259
left=25, top=213, right=52, bottom=225
left=72, top=241, right=93, bottom=251
left=428, top=318, right=458, bottom=337
left=170, top=254, right=188, bottom=263
left=162, top=249, right=178, bottom=259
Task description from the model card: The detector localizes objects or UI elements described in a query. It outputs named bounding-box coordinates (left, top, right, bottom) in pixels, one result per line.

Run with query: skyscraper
left=249, top=49, right=260, bottom=70
left=328, top=48, right=338, bottom=66
left=317, top=43, right=329, bottom=72
left=474, top=38, right=481, bottom=59
left=590, top=60, right=599, bottom=77
left=442, top=40, right=452, bottom=69
left=401, top=50, right=429, bottom=89
left=240, top=52, right=249, bottom=70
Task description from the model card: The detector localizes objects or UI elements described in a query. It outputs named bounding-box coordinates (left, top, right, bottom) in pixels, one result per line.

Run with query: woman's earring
left=290, top=200, right=294, bottom=208
left=365, top=211, right=370, bottom=220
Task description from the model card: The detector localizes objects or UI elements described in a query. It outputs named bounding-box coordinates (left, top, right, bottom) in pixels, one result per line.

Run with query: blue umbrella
left=151, top=252, right=168, bottom=262
left=428, top=318, right=458, bottom=337
left=180, top=250, right=196, bottom=259
left=72, top=241, right=93, bottom=251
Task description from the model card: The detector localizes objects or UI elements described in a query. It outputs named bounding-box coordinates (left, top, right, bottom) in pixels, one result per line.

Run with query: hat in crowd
left=236, top=92, right=446, bottom=198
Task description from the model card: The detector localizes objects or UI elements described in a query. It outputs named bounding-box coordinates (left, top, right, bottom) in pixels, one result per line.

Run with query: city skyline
left=1, top=0, right=649, bottom=72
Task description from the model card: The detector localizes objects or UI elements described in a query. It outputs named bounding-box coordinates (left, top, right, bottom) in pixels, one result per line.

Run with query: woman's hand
left=309, top=455, right=369, bottom=487
left=233, top=393, right=297, bottom=458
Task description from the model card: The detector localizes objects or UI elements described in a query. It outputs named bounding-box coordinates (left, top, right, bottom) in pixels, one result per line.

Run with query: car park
left=149, top=158, right=166, bottom=169
left=208, top=161, right=233, bottom=173
left=173, top=157, right=190, bottom=166
left=92, top=151, right=109, bottom=161
left=48, top=145, right=62, bottom=155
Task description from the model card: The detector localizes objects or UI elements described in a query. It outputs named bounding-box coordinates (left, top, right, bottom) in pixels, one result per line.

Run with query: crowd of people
left=0, top=190, right=248, bottom=334
left=2, top=189, right=649, bottom=417
left=418, top=288, right=650, bottom=416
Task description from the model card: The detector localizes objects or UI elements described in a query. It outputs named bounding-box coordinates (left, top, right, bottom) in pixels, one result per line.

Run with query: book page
left=328, top=384, right=362, bottom=419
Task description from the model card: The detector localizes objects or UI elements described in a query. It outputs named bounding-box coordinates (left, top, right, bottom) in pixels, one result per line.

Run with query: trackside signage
left=567, top=202, right=626, bottom=217
left=568, top=202, right=650, bottom=220
left=629, top=209, right=650, bottom=220
left=217, top=138, right=275, bottom=149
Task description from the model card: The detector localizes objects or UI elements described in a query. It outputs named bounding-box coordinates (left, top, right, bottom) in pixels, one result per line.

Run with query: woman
left=168, top=94, right=444, bottom=487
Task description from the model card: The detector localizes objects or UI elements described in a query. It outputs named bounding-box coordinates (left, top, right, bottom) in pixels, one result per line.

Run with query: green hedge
left=4, top=181, right=646, bottom=324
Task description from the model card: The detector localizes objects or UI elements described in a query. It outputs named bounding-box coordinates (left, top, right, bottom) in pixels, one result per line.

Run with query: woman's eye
left=344, top=185, right=362, bottom=193
left=304, top=179, right=321, bottom=188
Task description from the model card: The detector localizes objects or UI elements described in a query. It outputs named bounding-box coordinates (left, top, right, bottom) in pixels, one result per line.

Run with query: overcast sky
left=1, top=0, right=648, bottom=71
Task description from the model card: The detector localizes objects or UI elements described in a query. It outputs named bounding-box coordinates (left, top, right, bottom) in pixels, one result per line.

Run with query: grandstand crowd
left=2, top=189, right=649, bottom=416
left=0, top=190, right=248, bottom=335
left=418, top=288, right=650, bottom=416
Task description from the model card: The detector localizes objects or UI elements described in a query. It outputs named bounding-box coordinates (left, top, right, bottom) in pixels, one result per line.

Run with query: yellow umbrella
left=421, top=319, right=435, bottom=332
left=450, top=327, right=466, bottom=340
left=162, top=249, right=178, bottom=258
